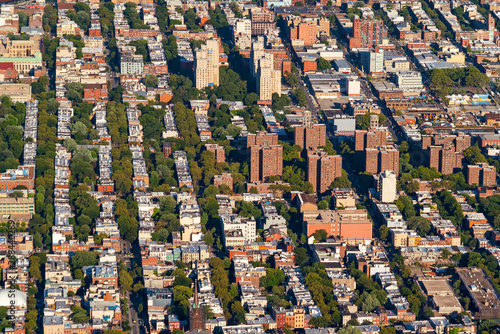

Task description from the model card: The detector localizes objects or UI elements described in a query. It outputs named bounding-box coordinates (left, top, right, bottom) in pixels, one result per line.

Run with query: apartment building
left=294, top=124, right=327, bottom=149
left=249, top=144, right=283, bottom=182
left=355, top=129, right=387, bottom=151
left=365, top=147, right=400, bottom=176
left=256, top=52, right=282, bottom=101
left=376, top=170, right=397, bottom=203
left=214, top=173, right=233, bottom=190
left=307, top=149, right=342, bottom=195
left=251, top=8, right=274, bottom=35
left=247, top=131, right=279, bottom=148
left=195, top=38, right=220, bottom=89
left=205, top=144, right=225, bottom=163
left=349, top=18, right=385, bottom=49
left=467, top=163, right=497, bottom=186
left=120, top=52, right=144, bottom=76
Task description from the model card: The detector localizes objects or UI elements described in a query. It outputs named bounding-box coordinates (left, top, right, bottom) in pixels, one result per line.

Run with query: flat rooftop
left=420, top=279, right=454, bottom=296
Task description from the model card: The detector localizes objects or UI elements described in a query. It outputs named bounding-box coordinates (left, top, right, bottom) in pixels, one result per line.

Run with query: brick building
left=303, top=209, right=372, bottom=241
left=163, top=142, right=172, bottom=158
left=205, top=143, right=225, bottom=163
left=0, top=165, right=35, bottom=190
left=247, top=131, right=279, bottom=148
left=423, top=133, right=471, bottom=175
left=289, top=22, right=318, bottom=46
left=214, top=173, right=233, bottom=190
left=307, top=149, right=342, bottom=195
left=355, top=129, right=387, bottom=151
left=249, top=145, right=283, bottom=182
left=0, top=62, right=17, bottom=80
left=349, top=18, right=385, bottom=49
left=365, top=147, right=399, bottom=176
left=251, top=8, right=274, bottom=35
left=467, top=163, right=497, bottom=186
left=294, top=124, right=326, bottom=149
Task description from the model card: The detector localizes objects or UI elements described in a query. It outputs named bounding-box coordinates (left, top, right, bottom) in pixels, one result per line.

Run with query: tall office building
left=295, top=124, right=327, bottom=150
left=195, top=39, right=220, bottom=89
left=377, top=170, right=397, bottom=203
left=349, top=18, right=385, bottom=49
left=250, top=145, right=283, bottom=182
left=307, top=149, right=342, bottom=194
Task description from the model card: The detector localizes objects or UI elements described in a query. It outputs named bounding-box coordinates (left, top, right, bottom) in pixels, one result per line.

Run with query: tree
left=143, top=75, right=158, bottom=88
left=361, top=293, right=381, bottom=312
left=70, top=251, right=99, bottom=270
left=317, top=57, right=332, bottom=71
left=71, top=121, right=87, bottom=137
left=295, top=247, right=309, bottom=266
left=119, top=269, right=133, bottom=292
left=174, top=285, right=193, bottom=302
left=337, top=326, right=362, bottom=334
left=464, top=145, right=487, bottom=165
left=478, top=319, right=498, bottom=333
left=204, top=229, right=214, bottom=246
left=309, top=316, right=330, bottom=328
left=407, top=216, right=431, bottom=237
left=293, top=88, right=307, bottom=107
left=399, top=141, right=409, bottom=153
left=261, top=268, right=285, bottom=288
left=313, top=229, right=328, bottom=242
left=318, top=199, right=329, bottom=210
left=244, top=92, right=259, bottom=105
left=423, top=306, right=434, bottom=318
left=29, top=255, right=42, bottom=281
left=396, top=196, right=415, bottom=219
left=284, top=71, right=299, bottom=87
left=330, top=170, right=352, bottom=189
left=379, top=225, right=389, bottom=242
left=71, top=305, right=90, bottom=323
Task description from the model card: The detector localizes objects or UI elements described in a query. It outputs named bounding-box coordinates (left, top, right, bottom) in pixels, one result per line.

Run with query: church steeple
left=193, top=278, right=199, bottom=309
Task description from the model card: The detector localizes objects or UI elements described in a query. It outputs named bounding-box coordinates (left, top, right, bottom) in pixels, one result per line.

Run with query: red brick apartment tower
left=365, top=148, right=379, bottom=174
left=349, top=18, right=384, bottom=48
left=247, top=131, right=279, bottom=147
left=365, top=147, right=399, bottom=175
left=307, top=149, right=342, bottom=194
left=355, top=129, right=386, bottom=151
left=467, top=163, right=497, bottom=186
left=205, top=143, right=225, bottom=163
left=295, top=124, right=326, bottom=149
left=249, top=145, right=283, bottom=182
